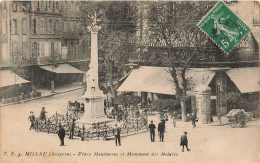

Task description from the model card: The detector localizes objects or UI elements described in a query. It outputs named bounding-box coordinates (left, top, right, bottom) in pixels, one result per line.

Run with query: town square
left=0, top=1, right=259, bottom=163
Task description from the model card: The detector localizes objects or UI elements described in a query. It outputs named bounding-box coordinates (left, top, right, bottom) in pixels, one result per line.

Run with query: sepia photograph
left=0, top=0, right=259, bottom=163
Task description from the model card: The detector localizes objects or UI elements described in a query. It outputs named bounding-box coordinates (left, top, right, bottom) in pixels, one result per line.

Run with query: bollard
left=218, top=113, right=222, bottom=125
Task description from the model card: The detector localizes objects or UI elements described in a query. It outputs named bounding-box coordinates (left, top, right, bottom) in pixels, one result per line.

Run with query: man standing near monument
left=58, top=124, right=65, bottom=146
left=69, top=119, right=76, bottom=139
left=114, top=124, right=121, bottom=146
left=148, top=120, right=156, bottom=142
left=191, top=113, right=197, bottom=128
left=28, top=111, right=35, bottom=130
left=39, top=107, right=47, bottom=121
left=180, top=132, right=190, bottom=152
left=158, top=120, right=165, bottom=142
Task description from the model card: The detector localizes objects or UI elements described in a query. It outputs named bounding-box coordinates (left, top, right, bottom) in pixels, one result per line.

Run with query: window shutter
left=22, top=19, right=27, bottom=34
left=44, top=42, right=49, bottom=56
left=37, top=42, right=40, bottom=56
left=36, top=18, right=40, bottom=34
left=31, top=18, right=35, bottom=34
left=59, top=20, right=62, bottom=34
left=49, top=42, right=51, bottom=56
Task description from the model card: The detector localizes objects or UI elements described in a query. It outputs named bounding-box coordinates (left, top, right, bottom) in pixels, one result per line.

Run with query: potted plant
left=17, top=92, right=24, bottom=101
left=2, top=93, right=6, bottom=104
left=27, top=92, right=32, bottom=99
left=33, top=91, right=37, bottom=98
left=23, top=92, right=28, bottom=100
left=37, top=92, right=42, bottom=97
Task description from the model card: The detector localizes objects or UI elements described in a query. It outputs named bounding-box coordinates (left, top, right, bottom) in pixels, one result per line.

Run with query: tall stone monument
left=77, top=12, right=111, bottom=124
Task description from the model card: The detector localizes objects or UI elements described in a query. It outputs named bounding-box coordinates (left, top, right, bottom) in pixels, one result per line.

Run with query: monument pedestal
left=76, top=88, right=113, bottom=125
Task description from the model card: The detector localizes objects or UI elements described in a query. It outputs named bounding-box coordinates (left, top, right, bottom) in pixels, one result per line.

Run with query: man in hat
left=58, top=124, right=65, bottom=146
left=69, top=119, right=76, bottom=139
left=158, top=119, right=165, bottom=142
left=28, top=111, right=35, bottom=130
left=191, top=113, right=197, bottom=128
left=148, top=120, right=156, bottom=142
left=172, top=111, right=177, bottom=128
left=180, top=132, right=190, bottom=152
left=114, top=124, right=121, bottom=146
left=39, top=107, right=47, bottom=121
left=34, top=118, right=39, bottom=132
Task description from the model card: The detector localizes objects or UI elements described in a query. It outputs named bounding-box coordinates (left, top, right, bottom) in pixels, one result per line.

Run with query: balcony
left=62, top=31, right=80, bottom=39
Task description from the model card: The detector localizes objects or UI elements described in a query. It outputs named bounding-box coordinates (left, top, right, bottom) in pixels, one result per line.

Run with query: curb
left=1, top=86, right=85, bottom=108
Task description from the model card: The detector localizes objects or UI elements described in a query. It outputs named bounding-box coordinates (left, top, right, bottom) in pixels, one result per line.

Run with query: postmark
left=198, top=1, right=250, bottom=54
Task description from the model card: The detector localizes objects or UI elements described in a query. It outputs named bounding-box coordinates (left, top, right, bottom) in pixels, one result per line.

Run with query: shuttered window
left=22, top=42, right=27, bottom=59
left=22, top=19, right=27, bottom=35
left=32, top=18, right=36, bottom=34
left=11, top=19, right=17, bottom=35
left=2, top=20, right=7, bottom=34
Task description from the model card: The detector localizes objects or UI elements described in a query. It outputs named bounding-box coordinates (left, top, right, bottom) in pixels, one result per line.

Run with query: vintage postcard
left=0, top=1, right=259, bottom=163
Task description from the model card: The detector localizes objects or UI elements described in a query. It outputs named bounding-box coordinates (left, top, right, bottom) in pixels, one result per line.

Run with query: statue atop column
left=87, top=11, right=101, bottom=33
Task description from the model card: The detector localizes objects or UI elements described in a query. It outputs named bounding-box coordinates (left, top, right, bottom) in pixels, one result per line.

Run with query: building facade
left=135, top=1, right=259, bottom=65
left=128, top=1, right=259, bottom=117
left=0, top=1, right=89, bottom=67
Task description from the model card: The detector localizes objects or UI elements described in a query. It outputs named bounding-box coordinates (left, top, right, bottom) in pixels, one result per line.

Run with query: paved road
left=1, top=89, right=259, bottom=163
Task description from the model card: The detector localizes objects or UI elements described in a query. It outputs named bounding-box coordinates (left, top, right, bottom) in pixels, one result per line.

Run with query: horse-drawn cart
left=226, top=109, right=250, bottom=128
left=67, top=101, right=82, bottom=120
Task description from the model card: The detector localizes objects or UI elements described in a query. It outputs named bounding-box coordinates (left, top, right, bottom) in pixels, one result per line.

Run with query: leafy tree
left=115, top=94, right=142, bottom=107
left=78, top=2, right=138, bottom=100
left=10, top=46, right=25, bottom=85
left=152, top=99, right=180, bottom=113
left=227, top=92, right=258, bottom=112
left=46, top=49, right=59, bottom=92
left=144, top=2, right=223, bottom=121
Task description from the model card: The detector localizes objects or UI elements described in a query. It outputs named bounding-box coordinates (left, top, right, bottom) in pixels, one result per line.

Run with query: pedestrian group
left=29, top=105, right=193, bottom=152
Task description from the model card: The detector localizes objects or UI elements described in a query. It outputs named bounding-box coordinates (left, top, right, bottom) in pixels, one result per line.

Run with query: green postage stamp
left=198, top=1, right=250, bottom=54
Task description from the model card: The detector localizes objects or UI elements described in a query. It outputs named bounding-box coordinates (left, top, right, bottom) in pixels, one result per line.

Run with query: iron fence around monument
left=34, top=110, right=148, bottom=141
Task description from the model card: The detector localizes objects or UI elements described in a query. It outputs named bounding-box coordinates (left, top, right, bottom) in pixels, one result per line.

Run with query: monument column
left=77, top=13, right=112, bottom=125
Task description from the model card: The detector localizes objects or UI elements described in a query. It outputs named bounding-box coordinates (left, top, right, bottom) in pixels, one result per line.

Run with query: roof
left=226, top=67, right=260, bottom=93
left=117, top=66, right=216, bottom=95
left=40, top=64, right=84, bottom=74
left=0, top=70, right=31, bottom=88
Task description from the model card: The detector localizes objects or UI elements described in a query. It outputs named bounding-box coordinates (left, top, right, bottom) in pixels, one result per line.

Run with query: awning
left=251, top=27, right=259, bottom=44
left=0, top=70, right=31, bottom=88
left=119, top=69, right=133, bottom=82
left=40, top=64, right=83, bottom=74
left=117, top=66, right=216, bottom=95
left=226, top=67, right=260, bottom=93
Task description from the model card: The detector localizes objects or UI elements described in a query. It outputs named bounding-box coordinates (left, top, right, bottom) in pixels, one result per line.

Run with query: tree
left=115, top=94, right=142, bottom=107
left=10, top=46, right=25, bottom=85
left=152, top=99, right=180, bottom=113
left=145, top=2, right=222, bottom=121
left=78, top=2, right=138, bottom=100
left=47, top=49, right=59, bottom=92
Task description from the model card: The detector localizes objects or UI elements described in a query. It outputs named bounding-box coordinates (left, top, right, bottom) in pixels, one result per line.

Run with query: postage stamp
left=198, top=1, right=250, bottom=54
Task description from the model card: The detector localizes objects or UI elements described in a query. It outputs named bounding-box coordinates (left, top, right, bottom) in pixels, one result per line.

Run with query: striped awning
left=0, top=70, right=31, bottom=88
left=251, top=27, right=260, bottom=44
left=226, top=67, right=260, bottom=93
left=117, top=66, right=216, bottom=95
left=40, top=64, right=83, bottom=74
